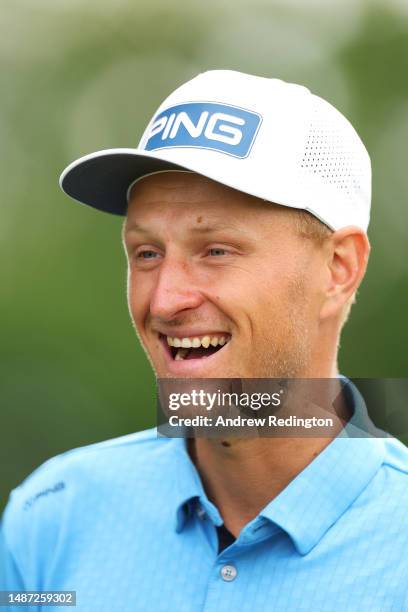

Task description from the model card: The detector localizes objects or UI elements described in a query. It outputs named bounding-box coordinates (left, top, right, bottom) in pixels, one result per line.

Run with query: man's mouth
left=159, top=333, right=231, bottom=361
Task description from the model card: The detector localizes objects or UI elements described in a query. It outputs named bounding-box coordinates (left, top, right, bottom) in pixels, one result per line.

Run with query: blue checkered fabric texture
left=2, top=394, right=408, bottom=610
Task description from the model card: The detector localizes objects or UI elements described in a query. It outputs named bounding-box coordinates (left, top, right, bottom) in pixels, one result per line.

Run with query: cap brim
left=59, top=149, right=195, bottom=216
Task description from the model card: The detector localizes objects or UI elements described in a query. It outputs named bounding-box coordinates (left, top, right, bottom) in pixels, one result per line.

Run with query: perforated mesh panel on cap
left=300, top=97, right=367, bottom=201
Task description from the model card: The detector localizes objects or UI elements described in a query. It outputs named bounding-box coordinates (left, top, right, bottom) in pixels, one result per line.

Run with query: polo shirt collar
left=172, top=437, right=223, bottom=532
left=261, top=378, right=385, bottom=554
left=260, top=434, right=384, bottom=555
left=171, top=378, right=385, bottom=554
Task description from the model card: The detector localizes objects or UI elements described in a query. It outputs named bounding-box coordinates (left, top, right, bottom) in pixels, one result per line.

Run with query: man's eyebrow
left=123, top=222, right=150, bottom=235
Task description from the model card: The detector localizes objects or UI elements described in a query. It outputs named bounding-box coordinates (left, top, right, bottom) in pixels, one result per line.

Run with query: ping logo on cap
left=144, top=102, right=262, bottom=158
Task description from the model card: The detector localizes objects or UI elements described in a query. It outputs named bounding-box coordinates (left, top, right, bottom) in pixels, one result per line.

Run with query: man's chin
left=152, top=359, right=239, bottom=380
left=152, top=357, right=307, bottom=380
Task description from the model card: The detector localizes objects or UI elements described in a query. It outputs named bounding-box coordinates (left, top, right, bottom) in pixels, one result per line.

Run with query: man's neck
left=188, top=376, right=352, bottom=538
left=188, top=437, right=331, bottom=537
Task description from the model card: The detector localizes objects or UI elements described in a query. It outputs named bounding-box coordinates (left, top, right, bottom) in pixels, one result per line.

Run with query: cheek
left=247, top=269, right=309, bottom=330
left=127, top=271, right=151, bottom=325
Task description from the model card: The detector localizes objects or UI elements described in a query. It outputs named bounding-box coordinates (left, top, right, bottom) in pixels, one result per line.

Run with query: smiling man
left=2, top=70, right=408, bottom=611
left=124, top=171, right=329, bottom=380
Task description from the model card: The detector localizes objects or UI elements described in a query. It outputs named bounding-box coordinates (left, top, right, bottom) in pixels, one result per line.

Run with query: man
left=2, top=70, right=408, bottom=610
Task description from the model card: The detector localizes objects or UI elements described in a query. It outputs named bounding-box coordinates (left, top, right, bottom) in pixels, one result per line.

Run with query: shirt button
left=220, top=564, right=237, bottom=582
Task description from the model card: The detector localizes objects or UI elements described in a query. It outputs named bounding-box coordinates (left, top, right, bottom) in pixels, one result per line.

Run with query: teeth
left=165, top=334, right=229, bottom=349
left=175, top=348, right=189, bottom=361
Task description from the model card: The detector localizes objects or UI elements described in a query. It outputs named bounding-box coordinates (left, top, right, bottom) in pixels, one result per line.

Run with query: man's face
left=123, top=171, right=326, bottom=378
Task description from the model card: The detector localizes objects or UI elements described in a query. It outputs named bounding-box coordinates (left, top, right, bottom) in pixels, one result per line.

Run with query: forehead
left=125, top=170, right=289, bottom=227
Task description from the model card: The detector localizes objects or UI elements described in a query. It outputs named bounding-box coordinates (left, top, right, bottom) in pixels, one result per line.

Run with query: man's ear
left=319, top=227, right=370, bottom=321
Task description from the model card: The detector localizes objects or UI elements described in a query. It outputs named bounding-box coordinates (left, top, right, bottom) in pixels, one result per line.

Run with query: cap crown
left=138, top=70, right=371, bottom=231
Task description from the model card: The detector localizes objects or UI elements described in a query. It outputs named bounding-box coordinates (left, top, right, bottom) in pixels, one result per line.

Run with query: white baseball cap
left=60, top=69, right=371, bottom=231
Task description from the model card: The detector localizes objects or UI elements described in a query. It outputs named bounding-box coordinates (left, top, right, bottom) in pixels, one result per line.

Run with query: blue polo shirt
left=2, top=390, right=408, bottom=610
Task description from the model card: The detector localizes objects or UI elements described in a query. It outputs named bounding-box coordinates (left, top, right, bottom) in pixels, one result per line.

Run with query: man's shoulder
left=1, top=430, right=184, bottom=587
left=2, top=429, right=175, bottom=544
left=8, top=427, right=173, bottom=500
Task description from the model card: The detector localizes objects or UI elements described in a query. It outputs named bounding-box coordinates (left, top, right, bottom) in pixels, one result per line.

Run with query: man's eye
left=137, top=250, right=159, bottom=259
left=208, top=247, right=227, bottom=256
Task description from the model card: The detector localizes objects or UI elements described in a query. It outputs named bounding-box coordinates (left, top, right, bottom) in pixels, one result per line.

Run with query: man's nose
left=149, top=257, right=204, bottom=320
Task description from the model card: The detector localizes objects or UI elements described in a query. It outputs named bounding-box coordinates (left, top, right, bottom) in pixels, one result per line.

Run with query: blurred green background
left=1, top=0, right=407, bottom=510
